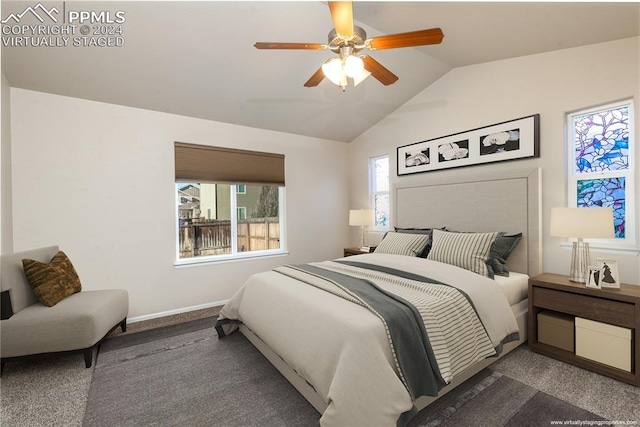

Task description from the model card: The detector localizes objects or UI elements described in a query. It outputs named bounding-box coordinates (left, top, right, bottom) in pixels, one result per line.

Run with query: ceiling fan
left=254, top=1, right=444, bottom=91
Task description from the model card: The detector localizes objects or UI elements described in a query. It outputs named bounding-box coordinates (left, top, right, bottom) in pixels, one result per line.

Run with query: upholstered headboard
left=395, top=168, right=542, bottom=276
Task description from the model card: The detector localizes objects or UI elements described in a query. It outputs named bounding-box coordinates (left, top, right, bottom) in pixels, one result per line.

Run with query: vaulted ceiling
left=2, top=1, right=638, bottom=142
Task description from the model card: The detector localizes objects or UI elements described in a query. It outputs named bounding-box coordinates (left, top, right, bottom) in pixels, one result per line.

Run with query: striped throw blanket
left=274, top=260, right=497, bottom=400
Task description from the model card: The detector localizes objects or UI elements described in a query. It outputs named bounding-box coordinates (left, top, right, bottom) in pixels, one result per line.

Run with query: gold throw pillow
left=22, top=251, right=82, bottom=307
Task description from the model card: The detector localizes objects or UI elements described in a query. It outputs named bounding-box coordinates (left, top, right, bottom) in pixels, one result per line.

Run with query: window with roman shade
left=175, top=142, right=285, bottom=185
left=174, top=142, right=287, bottom=264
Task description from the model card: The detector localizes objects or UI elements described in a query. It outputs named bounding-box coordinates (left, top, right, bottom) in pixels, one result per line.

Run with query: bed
left=217, top=168, right=542, bottom=426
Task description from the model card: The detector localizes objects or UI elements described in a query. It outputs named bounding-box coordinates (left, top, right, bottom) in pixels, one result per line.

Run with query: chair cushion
left=0, top=290, right=129, bottom=358
left=22, top=251, right=82, bottom=307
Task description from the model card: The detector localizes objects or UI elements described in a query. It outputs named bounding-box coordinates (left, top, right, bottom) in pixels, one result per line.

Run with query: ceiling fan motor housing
left=328, top=26, right=367, bottom=53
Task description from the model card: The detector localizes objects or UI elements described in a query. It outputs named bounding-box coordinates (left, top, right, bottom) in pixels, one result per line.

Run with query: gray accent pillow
left=493, top=233, right=522, bottom=260
left=427, top=229, right=501, bottom=277
left=374, top=232, right=431, bottom=257
left=489, top=233, right=523, bottom=277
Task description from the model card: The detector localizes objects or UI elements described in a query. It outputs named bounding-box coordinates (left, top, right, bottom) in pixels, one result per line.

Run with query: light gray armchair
left=0, top=246, right=128, bottom=372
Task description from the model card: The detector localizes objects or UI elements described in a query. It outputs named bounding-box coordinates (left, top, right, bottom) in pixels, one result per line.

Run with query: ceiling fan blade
left=362, top=56, right=398, bottom=86
left=254, top=42, right=325, bottom=50
left=367, top=28, right=444, bottom=50
left=304, top=67, right=325, bottom=87
left=328, top=1, right=354, bottom=38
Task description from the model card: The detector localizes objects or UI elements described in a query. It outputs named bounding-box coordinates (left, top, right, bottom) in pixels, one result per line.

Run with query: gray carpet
left=81, top=317, right=611, bottom=426
left=83, top=317, right=320, bottom=426
left=0, top=353, right=93, bottom=427
left=407, top=370, right=604, bottom=427
left=490, top=345, right=640, bottom=422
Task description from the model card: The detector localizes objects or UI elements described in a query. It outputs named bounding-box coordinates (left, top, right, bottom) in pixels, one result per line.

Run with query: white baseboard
left=127, top=300, right=229, bottom=324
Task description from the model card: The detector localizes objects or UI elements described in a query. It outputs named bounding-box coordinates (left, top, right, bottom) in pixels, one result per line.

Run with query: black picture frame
left=397, top=114, right=540, bottom=176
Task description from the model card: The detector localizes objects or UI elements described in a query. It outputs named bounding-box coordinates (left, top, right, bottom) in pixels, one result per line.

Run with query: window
left=370, top=155, right=390, bottom=229
left=174, top=143, right=286, bottom=263
left=567, top=100, right=636, bottom=249
left=176, top=183, right=283, bottom=260
left=237, top=207, right=246, bottom=220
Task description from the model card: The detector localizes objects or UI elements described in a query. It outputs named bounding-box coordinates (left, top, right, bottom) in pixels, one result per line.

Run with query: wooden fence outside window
left=179, top=218, right=280, bottom=258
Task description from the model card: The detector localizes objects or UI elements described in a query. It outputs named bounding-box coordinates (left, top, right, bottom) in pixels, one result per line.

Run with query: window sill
left=559, top=242, right=639, bottom=256
left=174, top=249, right=289, bottom=267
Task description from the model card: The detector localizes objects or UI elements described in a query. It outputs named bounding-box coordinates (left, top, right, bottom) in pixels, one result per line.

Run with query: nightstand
left=343, top=247, right=370, bottom=257
left=528, top=273, right=640, bottom=386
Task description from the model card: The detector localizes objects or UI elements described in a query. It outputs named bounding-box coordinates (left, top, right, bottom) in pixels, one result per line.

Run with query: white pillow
left=427, top=229, right=500, bottom=277
left=374, top=232, right=431, bottom=257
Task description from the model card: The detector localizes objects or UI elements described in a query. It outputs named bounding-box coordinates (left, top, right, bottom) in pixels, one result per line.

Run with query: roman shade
left=175, top=142, right=285, bottom=186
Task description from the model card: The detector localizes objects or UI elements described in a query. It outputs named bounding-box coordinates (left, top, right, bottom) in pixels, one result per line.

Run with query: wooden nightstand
left=528, top=273, right=640, bottom=386
left=343, top=247, right=370, bottom=257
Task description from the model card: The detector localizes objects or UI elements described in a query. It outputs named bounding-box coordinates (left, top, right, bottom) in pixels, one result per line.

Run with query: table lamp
left=550, top=207, right=614, bottom=283
left=349, top=209, right=374, bottom=250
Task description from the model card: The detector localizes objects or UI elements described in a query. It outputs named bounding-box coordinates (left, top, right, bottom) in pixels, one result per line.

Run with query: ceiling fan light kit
left=254, top=1, right=444, bottom=91
left=321, top=45, right=368, bottom=91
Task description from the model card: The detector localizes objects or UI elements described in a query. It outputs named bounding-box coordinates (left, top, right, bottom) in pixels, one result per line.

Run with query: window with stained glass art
left=574, top=106, right=629, bottom=174
left=576, top=178, right=626, bottom=238
left=568, top=100, right=634, bottom=246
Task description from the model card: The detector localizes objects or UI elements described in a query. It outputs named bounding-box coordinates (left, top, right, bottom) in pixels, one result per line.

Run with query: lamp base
left=569, top=239, right=590, bottom=284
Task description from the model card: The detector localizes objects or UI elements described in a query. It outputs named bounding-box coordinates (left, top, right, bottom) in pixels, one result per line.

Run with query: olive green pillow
left=22, top=251, right=82, bottom=307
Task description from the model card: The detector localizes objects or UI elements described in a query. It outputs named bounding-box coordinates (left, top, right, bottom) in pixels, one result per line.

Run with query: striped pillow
left=394, top=227, right=443, bottom=258
left=427, top=229, right=501, bottom=277
left=374, top=232, right=431, bottom=257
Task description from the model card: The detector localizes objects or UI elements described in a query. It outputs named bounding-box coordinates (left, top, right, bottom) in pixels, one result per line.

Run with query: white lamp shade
left=550, top=207, right=615, bottom=238
left=349, top=209, right=374, bottom=227
left=322, top=58, right=346, bottom=86
left=343, top=55, right=364, bottom=78
left=353, top=68, right=371, bottom=86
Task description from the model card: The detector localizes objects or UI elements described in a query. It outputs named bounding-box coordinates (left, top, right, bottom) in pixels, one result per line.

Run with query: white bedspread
left=494, top=271, right=529, bottom=305
left=219, top=253, right=519, bottom=426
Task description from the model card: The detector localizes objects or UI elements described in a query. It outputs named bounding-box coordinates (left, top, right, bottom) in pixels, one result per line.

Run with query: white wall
left=1, top=72, right=13, bottom=255
left=10, top=89, right=349, bottom=318
left=349, top=37, right=640, bottom=285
